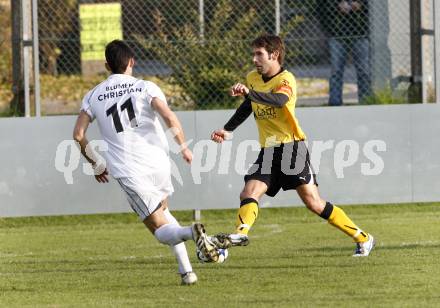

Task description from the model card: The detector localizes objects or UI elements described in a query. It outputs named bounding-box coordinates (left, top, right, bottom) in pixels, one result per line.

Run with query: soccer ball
left=197, top=248, right=229, bottom=264
left=216, top=248, right=229, bottom=263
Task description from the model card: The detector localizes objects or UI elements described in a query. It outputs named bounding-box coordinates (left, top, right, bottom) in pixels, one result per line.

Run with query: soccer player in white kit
left=73, top=40, right=217, bottom=285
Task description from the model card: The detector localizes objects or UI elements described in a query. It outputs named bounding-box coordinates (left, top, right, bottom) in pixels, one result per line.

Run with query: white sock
left=171, top=242, right=193, bottom=274
left=160, top=209, right=193, bottom=274
left=154, top=223, right=193, bottom=246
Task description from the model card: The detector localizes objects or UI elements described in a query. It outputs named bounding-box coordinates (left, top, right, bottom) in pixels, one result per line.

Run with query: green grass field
left=2, top=203, right=440, bottom=307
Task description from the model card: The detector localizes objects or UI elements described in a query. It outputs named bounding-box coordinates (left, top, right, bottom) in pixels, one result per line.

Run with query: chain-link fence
left=26, top=0, right=440, bottom=114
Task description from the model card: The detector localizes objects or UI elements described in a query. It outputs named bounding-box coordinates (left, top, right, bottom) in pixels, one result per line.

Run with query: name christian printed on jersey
left=98, top=83, right=142, bottom=101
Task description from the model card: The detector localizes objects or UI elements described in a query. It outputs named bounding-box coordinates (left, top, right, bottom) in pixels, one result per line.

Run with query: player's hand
left=211, top=129, right=230, bottom=143
left=94, top=168, right=109, bottom=183
left=181, top=147, right=193, bottom=164
left=230, top=83, right=249, bottom=97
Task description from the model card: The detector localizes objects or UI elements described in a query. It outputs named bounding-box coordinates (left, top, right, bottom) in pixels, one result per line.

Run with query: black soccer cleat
left=210, top=233, right=249, bottom=249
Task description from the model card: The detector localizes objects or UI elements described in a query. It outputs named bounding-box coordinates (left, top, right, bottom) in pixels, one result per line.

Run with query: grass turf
left=1, top=203, right=440, bottom=307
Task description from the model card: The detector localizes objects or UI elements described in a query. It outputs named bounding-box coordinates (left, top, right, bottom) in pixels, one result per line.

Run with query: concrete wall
left=1, top=104, right=440, bottom=217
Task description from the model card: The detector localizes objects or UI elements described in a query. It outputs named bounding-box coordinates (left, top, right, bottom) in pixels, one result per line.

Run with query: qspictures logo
left=54, top=129, right=387, bottom=185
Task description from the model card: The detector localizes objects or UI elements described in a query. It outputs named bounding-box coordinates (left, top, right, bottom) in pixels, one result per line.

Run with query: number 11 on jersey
left=106, top=97, right=138, bottom=133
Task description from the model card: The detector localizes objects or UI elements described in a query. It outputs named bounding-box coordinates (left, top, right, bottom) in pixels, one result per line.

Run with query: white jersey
left=80, top=74, right=171, bottom=178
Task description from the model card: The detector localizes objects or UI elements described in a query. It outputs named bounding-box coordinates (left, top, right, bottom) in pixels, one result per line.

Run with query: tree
left=137, top=0, right=302, bottom=110
left=0, top=2, right=11, bottom=84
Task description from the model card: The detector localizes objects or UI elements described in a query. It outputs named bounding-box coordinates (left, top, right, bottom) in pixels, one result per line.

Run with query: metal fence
left=6, top=0, right=440, bottom=115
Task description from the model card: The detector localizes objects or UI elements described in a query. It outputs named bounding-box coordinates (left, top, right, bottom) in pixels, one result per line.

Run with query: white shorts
left=116, top=171, right=174, bottom=221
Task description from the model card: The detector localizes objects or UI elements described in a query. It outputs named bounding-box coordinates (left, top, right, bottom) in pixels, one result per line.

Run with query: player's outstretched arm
left=211, top=81, right=262, bottom=143
left=211, top=96, right=253, bottom=144
left=73, top=111, right=109, bottom=183
left=151, top=97, right=193, bottom=164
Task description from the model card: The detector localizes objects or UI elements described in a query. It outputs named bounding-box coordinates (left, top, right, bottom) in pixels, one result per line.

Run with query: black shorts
left=244, top=141, right=317, bottom=197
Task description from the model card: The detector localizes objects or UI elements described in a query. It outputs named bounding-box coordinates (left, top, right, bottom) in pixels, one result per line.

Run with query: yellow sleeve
left=273, top=73, right=296, bottom=99
left=245, top=71, right=254, bottom=88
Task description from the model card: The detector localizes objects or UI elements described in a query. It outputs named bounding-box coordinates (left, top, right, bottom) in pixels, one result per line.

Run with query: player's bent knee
left=240, top=187, right=265, bottom=201
left=154, top=224, right=180, bottom=246
left=304, top=198, right=324, bottom=214
left=240, top=192, right=262, bottom=202
left=240, top=191, right=253, bottom=200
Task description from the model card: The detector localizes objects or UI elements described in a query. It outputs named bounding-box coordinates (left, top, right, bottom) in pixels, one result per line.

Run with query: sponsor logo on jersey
left=255, top=104, right=277, bottom=120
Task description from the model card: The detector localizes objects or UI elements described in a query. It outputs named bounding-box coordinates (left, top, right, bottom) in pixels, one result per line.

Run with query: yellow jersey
left=246, top=69, right=306, bottom=147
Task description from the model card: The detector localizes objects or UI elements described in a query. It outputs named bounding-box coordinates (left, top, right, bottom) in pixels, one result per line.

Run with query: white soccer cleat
left=210, top=233, right=249, bottom=249
left=181, top=272, right=197, bottom=285
left=353, top=234, right=376, bottom=257
left=229, top=233, right=249, bottom=246
left=191, top=223, right=219, bottom=262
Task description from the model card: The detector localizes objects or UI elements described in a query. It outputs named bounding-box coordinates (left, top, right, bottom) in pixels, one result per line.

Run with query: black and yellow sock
left=320, top=202, right=368, bottom=243
left=235, top=198, right=259, bottom=235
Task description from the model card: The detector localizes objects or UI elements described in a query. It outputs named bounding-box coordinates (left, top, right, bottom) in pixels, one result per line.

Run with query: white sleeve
left=145, top=81, right=167, bottom=105
left=80, top=90, right=96, bottom=121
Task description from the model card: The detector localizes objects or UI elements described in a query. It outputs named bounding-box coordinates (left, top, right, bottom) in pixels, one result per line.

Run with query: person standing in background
left=318, top=0, right=372, bottom=106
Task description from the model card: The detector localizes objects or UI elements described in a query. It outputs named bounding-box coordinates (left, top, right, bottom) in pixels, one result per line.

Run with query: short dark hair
left=105, top=40, right=135, bottom=74
left=251, top=34, right=285, bottom=65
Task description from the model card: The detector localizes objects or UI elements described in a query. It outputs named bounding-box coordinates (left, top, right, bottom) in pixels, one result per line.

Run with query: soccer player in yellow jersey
left=210, top=34, right=375, bottom=257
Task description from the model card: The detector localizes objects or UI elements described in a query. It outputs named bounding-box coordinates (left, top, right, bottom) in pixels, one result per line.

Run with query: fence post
left=275, top=0, right=280, bottom=35
left=22, top=0, right=32, bottom=117
left=32, top=0, right=40, bottom=117
left=196, top=0, right=204, bottom=220
left=409, top=0, right=423, bottom=103
left=199, top=0, right=204, bottom=42
left=435, top=0, right=440, bottom=104
left=11, top=0, right=24, bottom=115
left=193, top=209, right=201, bottom=222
